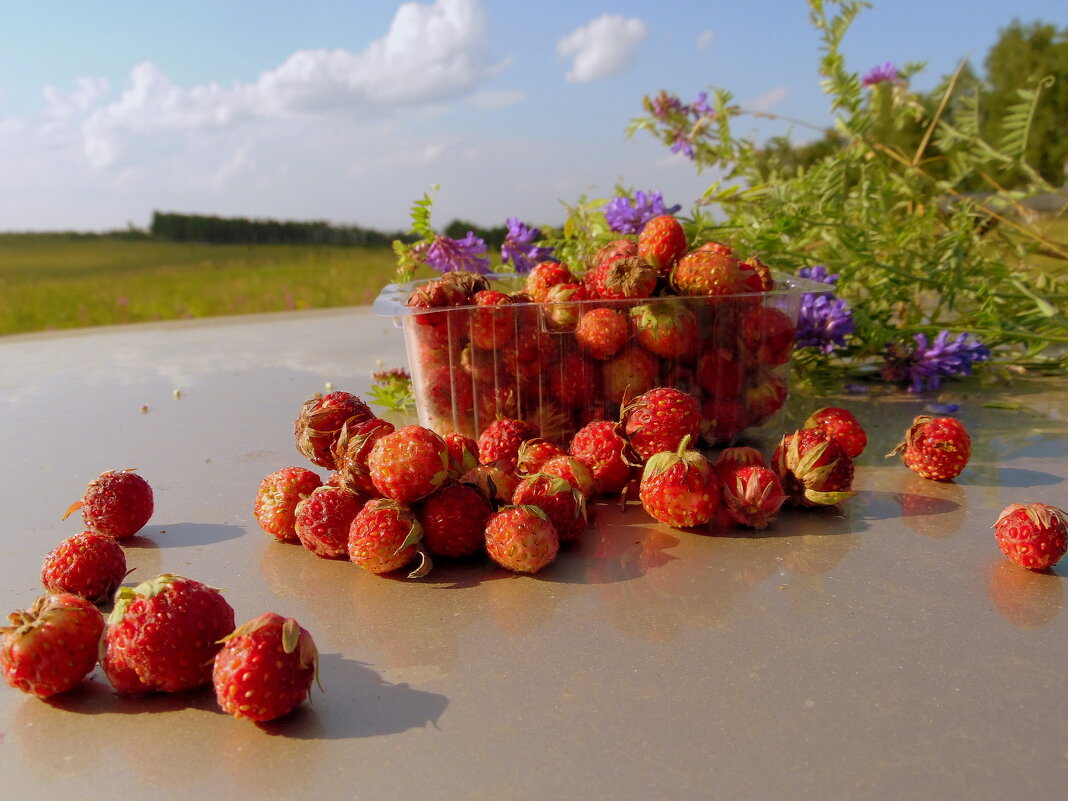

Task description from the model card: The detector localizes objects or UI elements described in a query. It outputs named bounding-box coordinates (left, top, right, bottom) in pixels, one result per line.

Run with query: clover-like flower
left=862, top=62, right=899, bottom=87
left=795, top=265, right=855, bottom=354
left=500, top=217, right=554, bottom=274
left=880, top=330, right=991, bottom=393
left=424, top=232, right=491, bottom=275
left=603, top=190, right=682, bottom=235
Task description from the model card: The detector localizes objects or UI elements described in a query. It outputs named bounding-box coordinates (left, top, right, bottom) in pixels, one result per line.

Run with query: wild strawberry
left=516, top=438, right=567, bottom=476
left=550, top=350, right=602, bottom=409
left=63, top=469, right=153, bottom=539
left=569, top=420, right=634, bottom=496
left=469, top=289, right=515, bottom=350
left=1, top=593, right=104, bottom=697
left=406, top=278, right=467, bottom=329
left=638, top=214, right=687, bottom=276
left=744, top=372, right=788, bottom=427
left=630, top=301, right=697, bottom=360
left=583, top=239, right=639, bottom=295
left=331, top=416, right=396, bottom=495
left=538, top=454, right=596, bottom=498
left=254, top=466, right=323, bottom=542
left=593, top=256, right=659, bottom=300
left=713, top=446, right=767, bottom=484
left=696, top=240, right=734, bottom=256
left=213, top=613, right=319, bottom=722
left=889, top=415, right=971, bottom=481
left=512, top=474, right=588, bottom=544
left=41, top=530, right=128, bottom=602
left=741, top=305, right=796, bottom=366
left=992, top=503, right=1068, bottom=571
left=671, top=250, right=761, bottom=296
left=368, top=424, right=450, bottom=503
left=602, top=344, right=659, bottom=406
left=575, top=307, right=631, bottom=360
left=525, top=261, right=575, bottom=301
left=294, top=485, right=367, bottom=559
left=417, top=482, right=493, bottom=558
left=542, top=281, right=590, bottom=332
left=348, top=498, right=427, bottom=575
left=421, top=363, right=475, bottom=425
left=460, top=464, right=519, bottom=506
left=720, top=465, right=786, bottom=529
left=622, top=387, right=703, bottom=462
left=443, top=431, right=480, bottom=479
left=701, top=397, right=749, bottom=444
left=438, top=269, right=490, bottom=300
left=102, top=574, right=235, bottom=695
left=804, top=407, right=867, bottom=458
left=638, top=439, right=721, bottom=528
left=741, top=256, right=774, bottom=291
left=773, top=428, right=855, bottom=507
left=484, top=505, right=559, bottom=574
left=294, top=390, right=375, bottom=470
left=477, top=418, right=534, bottom=473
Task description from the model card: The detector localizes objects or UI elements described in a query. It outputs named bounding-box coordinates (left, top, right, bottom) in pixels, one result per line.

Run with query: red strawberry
left=213, top=613, right=319, bottom=722
left=294, top=391, right=375, bottom=470
left=741, top=305, right=796, bottom=366
left=638, top=214, right=687, bottom=276
left=538, top=454, right=596, bottom=499
left=469, top=289, right=515, bottom=350
left=460, top=464, right=519, bottom=506
left=368, top=424, right=450, bottom=503
left=516, top=438, right=567, bottom=476
left=721, top=464, right=786, bottom=529
left=294, top=485, right=367, bottom=559
left=569, top=420, right=634, bottom=496
left=630, top=301, right=697, bottom=360
left=443, top=431, right=480, bottom=479
left=253, top=466, right=323, bottom=542
left=713, top=446, right=767, bottom=483
left=622, top=387, right=703, bottom=462
left=542, top=281, right=590, bottom=332
left=417, top=482, right=493, bottom=558
left=582, top=239, right=639, bottom=296
left=550, top=350, right=602, bottom=409
left=331, top=417, right=396, bottom=495
left=638, top=439, right=721, bottom=528
left=512, top=474, right=588, bottom=544
left=63, top=469, right=153, bottom=539
left=575, top=307, right=631, bottom=360
left=992, top=503, right=1068, bottom=571
left=348, top=498, right=426, bottom=576
left=889, top=415, right=971, bottom=481
left=741, top=256, right=774, bottom=291
left=701, top=396, right=749, bottom=444
left=406, top=278, right=467, bottom=329
left=525, top=261, right=575, bottom=302
left=671, top=250, right=761, bottom=296
left=41, top=530, right=128, bottom=602
left=593, top=256, right=659, bottom=300
left=773, top=428, right=855, bottom=507
left=1, top=593, right=104, bottom=697
left=102, top=574, right=235, bottom=695
left=804, top=407, right=867, bottom=458
left=602, top=344, right=659, bottom=406
left=477, top=418, right=534, bottom=473
left=696, top=347, right=746, bottom=398
left=484, top=505, right=559, bottom=574
left=744, top=372, right=788, bottom=427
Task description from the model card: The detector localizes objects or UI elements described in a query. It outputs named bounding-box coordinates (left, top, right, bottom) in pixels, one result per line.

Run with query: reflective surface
left=1, top=309, right=1065, bottom=800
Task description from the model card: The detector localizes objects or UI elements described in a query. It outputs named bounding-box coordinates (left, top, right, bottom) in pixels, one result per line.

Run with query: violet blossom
left=424, top=232, right=491, bottom=275
left=794, top=265, right=855, bottom=354
left=501, top=217, right=554, bottom=274
left=603, top=191, right=682, bottom=235
left=880, top=330, right=991, bottom=393
left=862, top=62, right=899, bottom=87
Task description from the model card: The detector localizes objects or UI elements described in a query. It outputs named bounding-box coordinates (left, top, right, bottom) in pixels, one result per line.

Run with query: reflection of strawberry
left=993, top=503, right=1068, bottom=571
left=987, top=559, right=1063, bottom=628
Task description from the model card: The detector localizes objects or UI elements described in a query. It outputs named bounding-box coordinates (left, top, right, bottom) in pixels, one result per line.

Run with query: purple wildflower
left=501, top=217, right=554, bottom=274
left=862, top=62, right=899, bottom=87
left=603, top=190, right=682, bottom=235
left=671, top=131, right=695, bottom=159
left=796, top=294, right=856, bottom=354
left=880, top=330, right=991, bottom=393
left=424, top=232, right=491, bottom=275
left=650, top=90, right=685, bottom=121
left=798, top=264, right=839, bottom=285
left=690, top=91, right=712, bottom=117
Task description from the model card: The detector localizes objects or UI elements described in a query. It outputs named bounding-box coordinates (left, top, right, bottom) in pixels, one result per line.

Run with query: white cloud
left=697, top=30, right=714, bottom=51
left=466, top=89, right=525, bottom=110
left=751, top=85, right=789, bottom=112
left=557, top=14, right=647, bottom=83
left=44, top=77, right=110, bottom=117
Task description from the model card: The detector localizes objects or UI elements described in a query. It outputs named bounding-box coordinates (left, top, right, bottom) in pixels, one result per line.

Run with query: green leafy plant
left=368, top=367, right=415, bottom=414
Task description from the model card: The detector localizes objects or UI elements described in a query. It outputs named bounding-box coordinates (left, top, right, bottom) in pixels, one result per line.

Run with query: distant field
left=0, top=235, right=409, bottom=337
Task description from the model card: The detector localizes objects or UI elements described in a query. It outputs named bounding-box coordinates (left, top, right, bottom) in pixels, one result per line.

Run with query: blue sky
left=1, top=0, right=1064, bottom=233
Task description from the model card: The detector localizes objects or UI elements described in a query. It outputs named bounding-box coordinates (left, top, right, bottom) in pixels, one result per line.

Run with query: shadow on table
left=128, top=522, right=246, bottom=548
left=961, top=465, right=1062, bottom=489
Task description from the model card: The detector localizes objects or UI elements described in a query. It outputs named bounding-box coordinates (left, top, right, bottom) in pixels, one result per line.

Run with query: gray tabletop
left=1, top=307, right=1065, bottom=800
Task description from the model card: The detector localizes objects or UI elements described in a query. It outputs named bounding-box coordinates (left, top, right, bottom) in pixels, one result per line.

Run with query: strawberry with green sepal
left=41, top=530, right=129, bottom=602
left=443, top=431, right=480, bottom=479
left=773, top=428, right=856, bottom=507
left=477, top=418, right=534, bottom=473
left=525, top=261, right=575, bottom=302
left=102, top=573, right=236, bottom=695
left=569, top=420, right=633, bottom=497
left=294, top=485, right=367, bottom=559
left=254, top=466, right=323, bottom=542
left=417, top=483, right=493, bottom=558
left=294, top=390, right=375, bottom=470
left=721, top=464, right=787, bottom=530
left=469, top=289, right=515, bottom=351
left=622, top=386, right=703, bottom=463
left=889, top=415, right=971, bottom=481
left=638, top=437, right=721, bottom=529
left=348, top=498, right=428, bottom=576
left=63, top=468, right=154, bottom=539
left=368, top=424, right=450, bottom=503
left=512, top=473, right=589, bottom=544
left=713, top=446, right=767, bottom=484
left=993, top=502, right=1068, bottom=571
left=638, top=214, right=687, bottom=276
left=331, top=417, right=396, bottom=495
left=515, top=438, right=567, bottom=476
left=630, top=301, right=697, bottom=360
left=213, top=613, right=319, bottom=722
left=804, top=406, right=867, bottom=458
left=460, top=464, right=519, bottom=506
left=2, top=593, right=105, bottom=698
left=575, top=307, right=630, bottom=360
left=484, top=505, right=559, bottom=574
left=538, top=454, right=596, bottom=499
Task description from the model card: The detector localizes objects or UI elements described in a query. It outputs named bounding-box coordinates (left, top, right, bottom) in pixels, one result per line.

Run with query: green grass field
left=0, top=235, right=406, bottom=336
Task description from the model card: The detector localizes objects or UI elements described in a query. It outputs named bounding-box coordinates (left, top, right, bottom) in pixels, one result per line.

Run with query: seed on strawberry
left=993, top=503, right=1068, bottom=571
left=804, top=406, right=867, bottom=458
left=63, top=469, right=154, bottom=539
left=294, top=390, right=375, bottom=470
left=41, top=530, right=129, bottom=602
left=889, top=415, right=971, bottom=481
left=477, top=418, right=534, bottom=473
left=569, top=420, right=634, bottom=496
left=254, top=467, right=323, bottom=543
left=512, top=474, right=588, bottom=544
left=741, top=305, right=796, bottom=366
left=575, top=307, right=631, bottom=360
left=773, top=428, right=856, bottom=507
left=1, top=593, right=105, bottom=697
left=417, top=483, right=493, bottom=558
left=102, top=574, right=235, bottom=695
left=294, top=485, right=367, bottom=559
left=213, top=613, right=319, bottom=722
left=622, top=386, right=703, bottom=463
left=721, top=465, right=786, bottom=530
left=368, top=424, right=450, bottom=503
left=638, top=438, right=720, bottom=529
left=348, top=498, right=427, bottom=576
left=638, top=214, right=687, bottom=276
left=484, top=505, right=559, bottom=574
